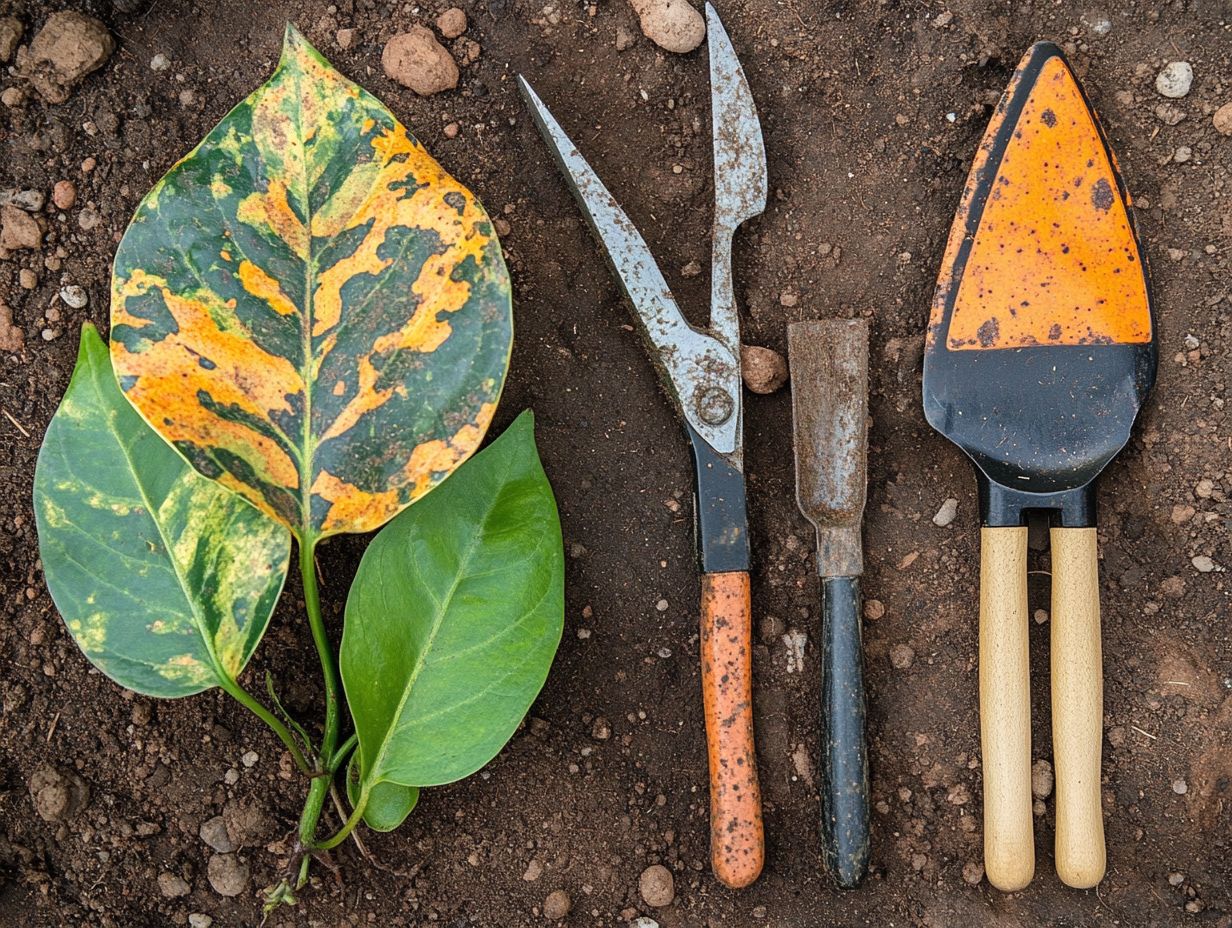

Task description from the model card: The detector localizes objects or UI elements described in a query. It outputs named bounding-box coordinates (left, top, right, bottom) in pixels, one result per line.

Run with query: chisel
left=789, top=318, right=871, bottom=888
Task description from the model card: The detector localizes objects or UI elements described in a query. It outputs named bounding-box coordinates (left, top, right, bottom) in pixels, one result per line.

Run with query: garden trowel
left=922, top=42, right=1156, bottom=891
left=789, top=319, right=871, bottom=889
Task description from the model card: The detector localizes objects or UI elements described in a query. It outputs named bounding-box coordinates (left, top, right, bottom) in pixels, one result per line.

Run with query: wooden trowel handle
left=979, top=526, right=1035, bottom=891
left=1050, top=527, right=1106, bottom=888
left=700, top=571, right=764, bottom=889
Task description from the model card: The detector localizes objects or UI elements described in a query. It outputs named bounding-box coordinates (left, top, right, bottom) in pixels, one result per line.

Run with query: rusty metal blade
left=789, top=319, right=869, bottom=577
left=518, top=75, right=742, bottom=457
left=706, top=2, right=765, bottom=361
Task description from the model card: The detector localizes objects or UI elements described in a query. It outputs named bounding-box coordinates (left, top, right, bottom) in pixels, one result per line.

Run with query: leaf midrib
left=365, top=468, right=514, bottom=788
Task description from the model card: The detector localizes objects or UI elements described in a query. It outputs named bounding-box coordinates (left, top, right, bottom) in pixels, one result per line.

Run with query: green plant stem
left=222, top=680, right=309, bottom=774
left=314, top=793, right=368, bottom=851
left=330, top=733, right=358, bottom=773
left=296, top=537, right=343, bottom=851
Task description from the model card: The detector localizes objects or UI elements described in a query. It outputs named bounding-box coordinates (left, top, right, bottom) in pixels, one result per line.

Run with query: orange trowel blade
left=923, top=42, right=1156, bottom=527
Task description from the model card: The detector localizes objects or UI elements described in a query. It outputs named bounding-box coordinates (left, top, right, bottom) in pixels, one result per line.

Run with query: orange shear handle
left=700, top=570, right=765, bottom=889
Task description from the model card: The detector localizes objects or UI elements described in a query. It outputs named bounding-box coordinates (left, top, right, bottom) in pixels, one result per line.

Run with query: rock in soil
left=188, top=916, right=213, bottom=928
left=198, top=814, right=235, bottom=853
left=1214, top=102, right=1232, bottom=136
left=206, top=853, right=250, bottom=897
left=962, top=860, right=985, bottom=884
left=543, top=889, right=571, bottom=919
left=741, top=345, right=788, bottom=394
left=19, top=12, right=115, bottom=104
left=1155, top=61, right=1193, bottom=99
left=28, top=766, right=88, bottom=822
left=932, top=497, right=958, bottom=527
left=436, top=7, right=467, bottom=39
left=382, top=26, right=458, bottom=96
left=0, top=205, right=42, bottom=250
left=1031, top=758, right=1054, bottom=800
left=0, top=300, right=23, bottom=352
left=52, top=180, right=77, bottom=210
left=0, top=16, right=22, bottom=63
left=890, top=643, right=915, bottom=670
left=639, top=864, right=674, bottom=907
left=157, top=872, right=191, bottom=898
left=629, top=0, right=705, bottom=54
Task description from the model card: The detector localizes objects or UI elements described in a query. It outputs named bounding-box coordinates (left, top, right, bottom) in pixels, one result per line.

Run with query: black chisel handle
left=820, top=575, right=870, bottom=888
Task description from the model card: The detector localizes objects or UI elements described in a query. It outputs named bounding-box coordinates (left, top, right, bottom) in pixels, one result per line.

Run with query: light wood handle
left=700, top=571, right=764, bottom=888
left=979, top=526, right=1035, bottom=891
left=1050, top=526, right=1106, bottom=888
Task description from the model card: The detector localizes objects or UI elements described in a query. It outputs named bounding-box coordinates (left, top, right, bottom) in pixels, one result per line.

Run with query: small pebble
left=740, top=345, right=788, bottom=394
left=241, top=750, right=259, bottom=768
left=629, top=0, right=705, bottom=54
left=1, top=87, right=24, bottom=107
left=436, top=7, right=467, bottom=39
left=78, top=206, right=101, bottom=231
left=1191, top=555, right=1216, bottom=573
left=1031, top=759, right=1054, bottom=800
left=59, top=285, right=88, bottom=309
left=1171, top=778, right=1187, bottom=795
left=1168, top=871, right=1185, bottom=886
left=157, top=872, right=191, bottom=898
left=199, top=815, right=235, bottom=853
left=81, top=157, right=97, bottom=173
left=890, top=643, right=914, bottom=670
left=150, top=53, right=170, bottom=71
left=18, top=268, right=37, bottom=289
left=543, top=889, right=571, bottom=920
left=1033, top=608, right=1049, bottom=625
left=591, top=717, right=611, bottom=740
left=336, top=27, right=356, bottom=49
left=52, top=180, right=77, bottom=210
left=639, top=864, right=674, bottom=907
left=1173, top=146, right=1191, bottom=164
left=522, top=859, right=543, bottom=881
left=932, top=498, right=958, bottom=527
left=1155, top=61, right=1193, bottom=99
left=443, top=121, right=460, bottom=139
left=188, top=917, right=213, bottom=928
left=1081, top=10, right=1112, bottom=35
left=206, top=853, right=250, bottom=897
left=962, top=860, right=984, bottom=885
left=382, top=27, right=458, bottom=96
left=1214, top=102, right=1232, bottom=137
left=655, top=598, right=668, bottom=612
left=864, top=599, right=885, bottom=620
left=632, top=919, right=660, bottom=928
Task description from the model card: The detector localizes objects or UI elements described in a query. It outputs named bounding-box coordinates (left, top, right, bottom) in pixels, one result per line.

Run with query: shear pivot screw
left=697, top=387, right=734, bottom=425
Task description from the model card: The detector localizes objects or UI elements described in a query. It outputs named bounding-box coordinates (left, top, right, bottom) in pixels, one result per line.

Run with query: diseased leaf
left=34, top=325, right=291, bottom=699
left=109, top=25, right=512, bottom=542
left=340, top=411, right=563, bottom=813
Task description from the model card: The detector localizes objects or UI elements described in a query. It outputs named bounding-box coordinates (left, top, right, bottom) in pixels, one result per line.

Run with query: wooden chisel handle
left=1050, top=526, right=1106, bottom=888
left=820, top=575, right=870, bottom=888
left=979, top=526, right=1035, bottom=891
left=700, top=570, right=764, bottom=889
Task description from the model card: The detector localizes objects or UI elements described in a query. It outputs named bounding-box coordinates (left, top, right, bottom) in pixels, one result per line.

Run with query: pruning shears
left=519, top=4, right=767, bottom=889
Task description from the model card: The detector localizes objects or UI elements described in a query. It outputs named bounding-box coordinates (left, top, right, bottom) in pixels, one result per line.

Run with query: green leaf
left=346, top=754, right=419, bottom=832
left=341, top=411, right=564, bottom=814
left=34, top=325, right=291, bottom=699
left=109, top=25, right=512, bottom=543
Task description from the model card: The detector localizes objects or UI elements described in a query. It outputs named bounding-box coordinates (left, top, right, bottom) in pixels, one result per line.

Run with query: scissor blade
left=518, top=75, right=742, bottom=457
left=707, top=3, right=766, bottom=232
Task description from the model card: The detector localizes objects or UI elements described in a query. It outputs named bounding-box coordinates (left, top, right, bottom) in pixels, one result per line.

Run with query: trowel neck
left=978, top=475, right=1097, bottom=529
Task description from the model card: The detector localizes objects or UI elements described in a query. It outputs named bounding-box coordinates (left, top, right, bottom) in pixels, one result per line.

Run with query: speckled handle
left=820, top=575, right=870, bottom=888
left=700, top=570, right=764, bottom=889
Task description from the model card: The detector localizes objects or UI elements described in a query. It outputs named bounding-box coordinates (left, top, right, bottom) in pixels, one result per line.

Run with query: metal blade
left=518, top=75, right=742, bottom=457
left=705, top=3, right=765, bottom=379
left=788, top=319, right=869, bottom=578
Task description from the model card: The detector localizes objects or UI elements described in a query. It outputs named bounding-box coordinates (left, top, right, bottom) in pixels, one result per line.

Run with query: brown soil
left=1, top=1, right=1229, bottom=926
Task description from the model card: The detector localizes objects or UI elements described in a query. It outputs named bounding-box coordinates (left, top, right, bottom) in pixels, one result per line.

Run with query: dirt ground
left=1, top=0, right=1229, bottom=925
